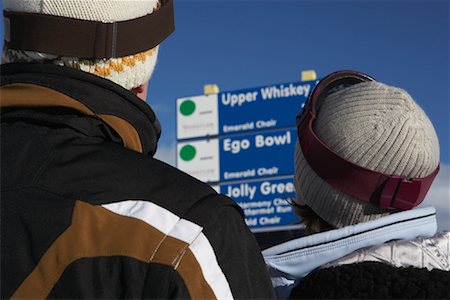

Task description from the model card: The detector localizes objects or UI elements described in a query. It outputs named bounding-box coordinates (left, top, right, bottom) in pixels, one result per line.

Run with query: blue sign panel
left=218, top=80, right=315, bottom=135
left=176, top=79, right=316, bottom=232
left=218, top=177, right=299, bottom=230
left=219, top=128, right=296, bottom=182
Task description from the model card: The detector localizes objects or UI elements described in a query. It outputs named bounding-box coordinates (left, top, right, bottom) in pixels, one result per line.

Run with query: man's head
left=294, top=72, right=440, bottom=231
left=2, top=0, right=173, bottom=100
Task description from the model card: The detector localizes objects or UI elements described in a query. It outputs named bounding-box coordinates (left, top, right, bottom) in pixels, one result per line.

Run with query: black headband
left=3, top=0, right=174, bottom=59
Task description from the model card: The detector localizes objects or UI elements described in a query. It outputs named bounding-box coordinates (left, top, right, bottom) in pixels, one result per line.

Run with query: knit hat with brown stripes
left=294, top=81, right=440, bottom=228
left=2, top=0, right=160, bottom=90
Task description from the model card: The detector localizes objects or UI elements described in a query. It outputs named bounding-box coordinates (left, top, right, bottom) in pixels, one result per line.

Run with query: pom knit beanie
left=2, top=0, right=160, bottom=90
left=294, top=81, right=440, bottom=228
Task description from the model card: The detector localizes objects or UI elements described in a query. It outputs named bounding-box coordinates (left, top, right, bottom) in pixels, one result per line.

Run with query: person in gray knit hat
left=294, top=80, right=440, bottom=231
left=263, top=71, right=449, bottom=300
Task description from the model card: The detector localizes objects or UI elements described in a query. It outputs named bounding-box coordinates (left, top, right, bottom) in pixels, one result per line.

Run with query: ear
left=130, top=82, right=149, bottom=101
left=131, top=85, right=145, bottom=94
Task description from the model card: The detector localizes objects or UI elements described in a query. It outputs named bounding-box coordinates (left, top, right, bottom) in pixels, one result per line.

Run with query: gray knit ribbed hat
left=294, top=81, right=440, bottom=228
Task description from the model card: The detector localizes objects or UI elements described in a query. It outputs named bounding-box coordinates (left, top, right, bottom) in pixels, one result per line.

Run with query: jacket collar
left=0, top=63, right=161, bottom=156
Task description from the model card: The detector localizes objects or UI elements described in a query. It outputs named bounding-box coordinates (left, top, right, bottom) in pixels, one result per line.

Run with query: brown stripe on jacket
left=11, top=200, right=216, bottom=299
left=0, top=83, right=143, bottom=153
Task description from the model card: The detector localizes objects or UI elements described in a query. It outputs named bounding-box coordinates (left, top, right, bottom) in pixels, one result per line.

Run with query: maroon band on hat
left=296, top=70, right=440, bottom=210
left=3, top=0, right=174, bottom=59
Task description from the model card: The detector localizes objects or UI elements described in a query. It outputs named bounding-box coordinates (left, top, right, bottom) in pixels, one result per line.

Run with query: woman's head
left=294, top=74, right=440, bottom=231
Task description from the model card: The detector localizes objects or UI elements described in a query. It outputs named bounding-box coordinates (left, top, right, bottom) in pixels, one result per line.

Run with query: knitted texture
left=2, top=0, right=160, bottom=90
left=290, top=262, right=450, bottom=299
left=3, top=0, right=157, bottom=22
left=294, top=81, right=440, bottom=227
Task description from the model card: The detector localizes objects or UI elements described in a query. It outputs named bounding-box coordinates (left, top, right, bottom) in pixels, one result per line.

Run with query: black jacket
left=290, top=262, right=450, bottom=299
left=0, top=63, right=276, bottom=299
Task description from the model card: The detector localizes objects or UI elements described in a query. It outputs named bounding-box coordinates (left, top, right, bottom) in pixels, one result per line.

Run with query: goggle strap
left=3, top=0, right=174, bottom=59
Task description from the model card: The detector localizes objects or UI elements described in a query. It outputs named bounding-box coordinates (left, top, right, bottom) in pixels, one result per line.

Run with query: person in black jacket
left=0, top=1, right=276, bottom=299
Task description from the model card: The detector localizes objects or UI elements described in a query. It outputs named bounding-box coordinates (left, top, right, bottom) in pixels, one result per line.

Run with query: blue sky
left=1, top=0, right=449, bottom=229
left=149, top=0, right=449, bottom=163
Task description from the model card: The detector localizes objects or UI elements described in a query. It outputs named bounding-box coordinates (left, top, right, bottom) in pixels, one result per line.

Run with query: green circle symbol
left=180, top=99, right=196, bottom=116
left=180, top=145, right=196, bottom=161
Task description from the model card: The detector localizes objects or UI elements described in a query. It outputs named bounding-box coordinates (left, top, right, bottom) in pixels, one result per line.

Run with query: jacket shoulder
left=35, top=137, right=232, bottom=217
left=1, top=122, right=53, bottom=189
left=326, top=231, right=450, bottom=271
